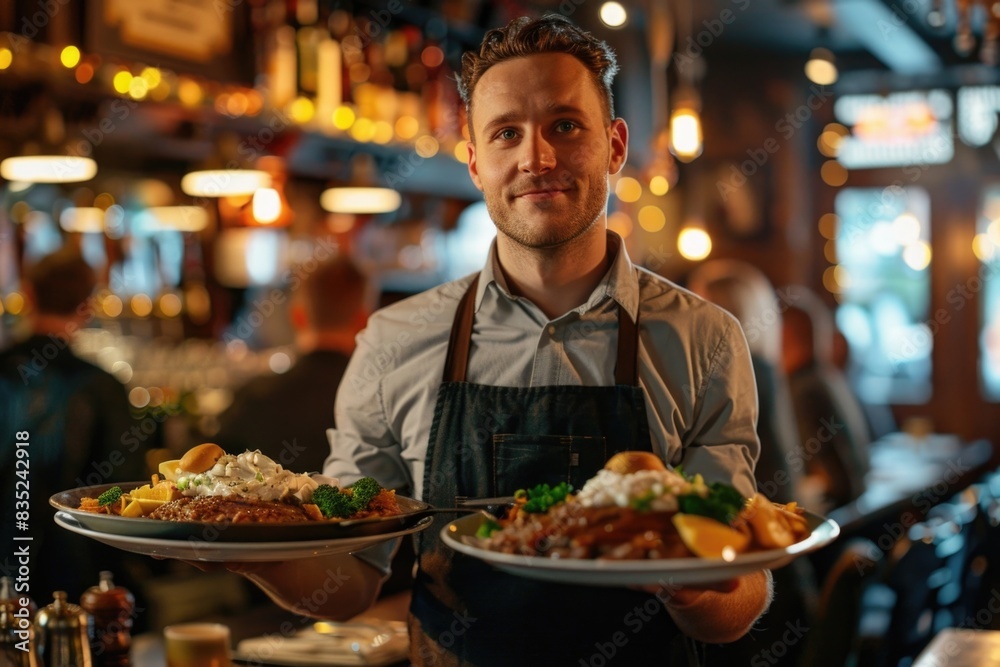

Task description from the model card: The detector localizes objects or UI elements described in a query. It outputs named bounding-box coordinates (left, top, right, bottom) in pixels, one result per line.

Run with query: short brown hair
left=458, top=15, right=619, bottom=127
left=25, top=247, right=96, bottom=316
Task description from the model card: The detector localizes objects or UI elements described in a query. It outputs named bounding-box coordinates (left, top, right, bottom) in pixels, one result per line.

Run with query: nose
left=518, top=129, right=556, bottom=175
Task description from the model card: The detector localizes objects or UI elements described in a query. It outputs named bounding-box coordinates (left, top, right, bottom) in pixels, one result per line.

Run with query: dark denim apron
left=409, top=275, right=697, bottom=666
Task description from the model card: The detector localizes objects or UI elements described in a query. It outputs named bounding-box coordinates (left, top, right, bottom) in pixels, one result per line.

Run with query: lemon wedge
left=673, top=513, right=751, bottom=559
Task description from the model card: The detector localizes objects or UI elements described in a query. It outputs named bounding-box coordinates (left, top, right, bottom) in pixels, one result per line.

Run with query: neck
left=496, top=225, right=609, bottom=319
left=296, top=329, right=356, bottom=356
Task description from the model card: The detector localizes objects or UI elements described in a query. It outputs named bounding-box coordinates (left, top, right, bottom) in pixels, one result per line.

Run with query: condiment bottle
left=32, top=591, right=93, bottom=667
left=79, top=572, right=133, bottom=667
left=0, top=576, right=34, bottom=667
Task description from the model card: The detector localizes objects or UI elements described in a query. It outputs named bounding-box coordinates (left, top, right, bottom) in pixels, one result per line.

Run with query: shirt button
left=547, top=325, right=557, bottom=335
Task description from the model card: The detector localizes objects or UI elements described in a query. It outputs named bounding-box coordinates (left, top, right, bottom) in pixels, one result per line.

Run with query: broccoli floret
left=349, top=477, right=383, bottom=511
left=520, top=482, right=572, bottom=513
left=98, top=486, right=123, bottom=507
left=312, top=484, right=355, bottom=519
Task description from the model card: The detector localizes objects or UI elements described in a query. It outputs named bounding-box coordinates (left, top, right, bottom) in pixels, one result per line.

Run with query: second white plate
left=440, top=512, right=839, bottom=586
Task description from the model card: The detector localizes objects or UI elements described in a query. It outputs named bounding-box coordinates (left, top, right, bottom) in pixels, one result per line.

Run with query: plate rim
left=54, top=511, right=433, bottom=561
left=49, top=481, right=431, bottom=542
left=440, top=510, right=840, bottom=576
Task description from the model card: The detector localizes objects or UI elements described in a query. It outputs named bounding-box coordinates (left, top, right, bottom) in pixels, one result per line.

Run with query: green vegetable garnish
left=630, top=490, right=657, bottom=512
left=349, top=477, right=382, bottom=510
left=476, top=518, right=501, bottom=539
left=255, top=471, right=264, bottom=482
left=312, top=484, right=355, bottom=518
left=517, top=482, right=573, bottom=513
left=98, top=486, right=123, bottom=507
left=677, top=482, right=746, bottom=525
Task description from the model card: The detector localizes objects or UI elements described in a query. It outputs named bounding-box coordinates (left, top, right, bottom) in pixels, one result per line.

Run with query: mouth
left=515, top=188, right=570, bottom=202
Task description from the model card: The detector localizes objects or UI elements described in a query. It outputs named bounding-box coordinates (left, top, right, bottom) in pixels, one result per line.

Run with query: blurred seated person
left=215, top=256, right=369, bottom=474
left=782, top=286, right=871, bottom=508
left=688, top=260, right=803, bottom=504
left=0, top=246, right=146, bottom=601
left=690, top=261, right=817, bottom=666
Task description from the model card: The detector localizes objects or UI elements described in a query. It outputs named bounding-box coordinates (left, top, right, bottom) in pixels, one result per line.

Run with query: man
left=0, top=247, right=145, bottom=601
left=214, top=256, right=368, bottom=474
left=782, top=287, right=871, bottom=508
left=240, top=15, right=771, bottom=665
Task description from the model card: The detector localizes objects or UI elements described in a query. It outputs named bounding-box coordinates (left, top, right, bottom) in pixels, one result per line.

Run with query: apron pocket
left=492, top=433, right=607, bottom=495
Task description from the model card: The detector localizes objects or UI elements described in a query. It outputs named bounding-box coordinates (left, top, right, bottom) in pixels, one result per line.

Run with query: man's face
left=467, top=52, right=628, bottom=250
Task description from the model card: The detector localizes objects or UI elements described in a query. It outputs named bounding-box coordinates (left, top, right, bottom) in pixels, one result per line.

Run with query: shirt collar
left=475, top=230, right=640, bottom=322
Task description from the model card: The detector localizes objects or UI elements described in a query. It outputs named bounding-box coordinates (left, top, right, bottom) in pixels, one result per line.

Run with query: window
left=834, top=186, right=932, bottom=403
left=976, top=187, right=1000, bottom=401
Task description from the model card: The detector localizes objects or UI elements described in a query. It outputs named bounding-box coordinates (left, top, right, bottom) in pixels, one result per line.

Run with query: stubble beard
left=484, top=177, right=609, bottom=251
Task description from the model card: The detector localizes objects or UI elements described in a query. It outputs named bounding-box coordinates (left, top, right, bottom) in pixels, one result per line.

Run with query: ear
left=608, top=118, right=629, bottom=175
left=467, top=140, right=484, bottom=192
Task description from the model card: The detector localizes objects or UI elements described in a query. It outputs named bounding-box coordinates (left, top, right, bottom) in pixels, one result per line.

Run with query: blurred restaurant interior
left=2, top=0, right=1000, bottom=665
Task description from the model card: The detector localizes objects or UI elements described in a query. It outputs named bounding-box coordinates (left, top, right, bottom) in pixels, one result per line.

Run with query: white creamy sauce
left=173, top=450, right=332, bottom=503
left=574, top=468, right=705, bottom=511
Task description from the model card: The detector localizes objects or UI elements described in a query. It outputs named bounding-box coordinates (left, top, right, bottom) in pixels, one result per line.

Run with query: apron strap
left=441, top=273, right=640, bottom=386
left=442, top=275, right=479, bottom=383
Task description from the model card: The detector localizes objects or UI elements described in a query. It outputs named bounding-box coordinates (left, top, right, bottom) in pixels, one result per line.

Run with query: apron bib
left=409, top=276, right=698, bottom=666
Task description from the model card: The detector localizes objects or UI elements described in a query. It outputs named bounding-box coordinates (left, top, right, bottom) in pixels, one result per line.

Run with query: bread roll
left=604, top=451, right=666, bottom=474
left=179, top=443, right=226, bottom=474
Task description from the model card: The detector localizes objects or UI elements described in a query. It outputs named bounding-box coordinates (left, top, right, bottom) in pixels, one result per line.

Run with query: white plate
left=54, top=512, right=432, bottom=562
left=440, top=512, right=839, bottom=586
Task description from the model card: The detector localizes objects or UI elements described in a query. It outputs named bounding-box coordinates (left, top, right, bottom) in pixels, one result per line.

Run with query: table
left=132, top=591, right=412, bottom=667
left=913, top=628, right=1000, bottom=666
left=828, top=434, right=995, bottom=534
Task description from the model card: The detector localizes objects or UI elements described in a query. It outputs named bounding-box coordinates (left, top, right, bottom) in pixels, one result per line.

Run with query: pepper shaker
left=32, top=591, right=92, bottom=667
left=80, top=572, right=134, bottom=667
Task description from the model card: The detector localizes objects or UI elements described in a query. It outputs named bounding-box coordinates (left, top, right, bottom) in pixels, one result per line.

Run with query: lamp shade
left=181, top=170, right=271, bottom=197
left=1, top=156, right=97, bottom=183
left=320, top=187, right=402, bottom=214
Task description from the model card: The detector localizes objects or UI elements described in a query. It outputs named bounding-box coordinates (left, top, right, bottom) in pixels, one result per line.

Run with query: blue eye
left=556, top=121, right=576, bottom=132
left=498, top=129, right=517, bottom=140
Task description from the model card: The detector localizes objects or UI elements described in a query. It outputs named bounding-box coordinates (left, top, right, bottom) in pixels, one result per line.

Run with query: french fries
left=80, top=478, right=182, bottom=518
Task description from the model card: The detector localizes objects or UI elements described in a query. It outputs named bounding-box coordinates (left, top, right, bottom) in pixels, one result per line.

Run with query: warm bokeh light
left=75, top=63, right=94, bottom=84
left=112, top=70, right=133, bottom=94
left=60, top=46, right=81, bottom=68
left=824, top=239, right=838, bottom=263
left=128, top=387, right=151, bottom=409
left=607, top=211, right=633, bottom=238
left=128, top=77, right=149, bottom=100
left=818, top=213, right=839, bottom=239
left=140, top=67, right=162, bottom=88
left=822, top=265, right=851, bottom=293
left=615, top=176, right=642, bottom=203
left=289, top=96, right=315, bottom=123
left=805, top=49, right=838, bottom=85
left=159, top=293, right=183, bottom=318
left=395, top=115, right=419, bottom=140
left=350, top=117, right=376, bottom=142
left=332, top=105, right=356, bottom=130
left=103, top=294, right=124, bottom=317
left=903, top=241, right=932, bottom=270
left=415, top=135, right=439, bottom=158
left=599, top=1, right=628, bottom=27
left=678, top=227, right=712, bottom=261
left=421, top=46, right=444, bottom=68
left=817, top=131, right=843, bottom=157
left=454, top=140, right=470, bottom=163
left=821, top=160, right=848, bottom=186
left=252, top=188, right=282, bottom=224
left=4, top=292, right=25, bottom=316
left=973, top=233, right=997, bottom=262
left=372, top=121, right=394, bottom=144
left=0, top=48, right=12, bottom=70
left=0, top=156, right=97, bottom=183
left=320, top=187, right=402, bottom=214
left=269, top=352, right=292, bottom=374
left=131, top=294, right=153, bottom=317
left=178, top=79, right=203, bottom=107
left=649, top=175, right=670, bottom=196
left=670, top=108, right=703, bottom=162
left=637, top=205, right=666, bottom=233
